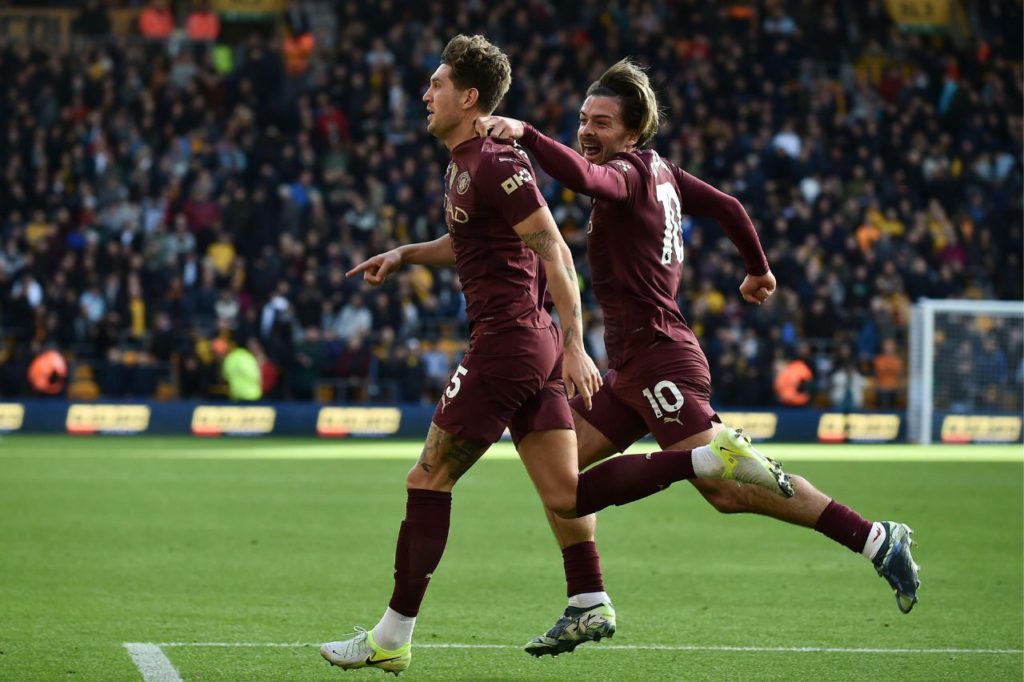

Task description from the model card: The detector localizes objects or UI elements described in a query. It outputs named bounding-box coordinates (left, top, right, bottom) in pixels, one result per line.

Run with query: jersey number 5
left=655, top=182, right=684, bottom=265
left=445, top=364, right=469, bottom=398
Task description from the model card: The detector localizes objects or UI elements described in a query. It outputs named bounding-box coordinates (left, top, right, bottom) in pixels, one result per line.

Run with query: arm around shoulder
left=519, top=123, right=630, bottom=202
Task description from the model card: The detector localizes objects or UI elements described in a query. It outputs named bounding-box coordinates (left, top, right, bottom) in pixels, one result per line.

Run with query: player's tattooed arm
left=563, top=302, right=582, bottom=349
left=519, top=230, right=556, bottom=261
left=417, top=424, right=488, bottom=481
left=513, top=207, right=602, bottom=409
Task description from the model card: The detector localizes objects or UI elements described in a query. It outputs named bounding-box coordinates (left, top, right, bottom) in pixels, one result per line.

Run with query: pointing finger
left=346, top=261, right=374, bottom=278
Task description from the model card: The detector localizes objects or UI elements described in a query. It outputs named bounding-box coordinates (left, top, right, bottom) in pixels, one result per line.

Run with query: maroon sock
left=575, top=450, right=694, bottom=517
left=562, top=541, right=604, bottom=597
left=388, top=488, right=452, bottom=617
left=814, top=499, right=873, bottom=553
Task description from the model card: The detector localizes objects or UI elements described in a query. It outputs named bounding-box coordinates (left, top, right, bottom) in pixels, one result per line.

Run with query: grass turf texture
left=1, top=436, right=1021, bottom=681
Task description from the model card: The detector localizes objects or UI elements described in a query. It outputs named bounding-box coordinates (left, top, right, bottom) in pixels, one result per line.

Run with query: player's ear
left=462, top=87, right=479, bottom=111
left=625, top=130, right=640, bottom=148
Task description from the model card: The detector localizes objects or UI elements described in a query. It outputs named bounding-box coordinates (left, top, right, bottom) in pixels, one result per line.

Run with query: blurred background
left=0, top=0, right=1020, bottom=415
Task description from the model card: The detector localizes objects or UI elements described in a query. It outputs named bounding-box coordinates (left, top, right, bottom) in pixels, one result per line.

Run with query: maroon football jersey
left=519, top=124, right=768, bottom=371
left=584, top=150, right=694, bottom=368
left=443, top=137, right=551, bottom=332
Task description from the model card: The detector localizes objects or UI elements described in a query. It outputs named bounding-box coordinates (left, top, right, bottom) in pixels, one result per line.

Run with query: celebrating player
left=476, top=58, right=920, bottom=656
left=320, top=38, right=792, bottom=675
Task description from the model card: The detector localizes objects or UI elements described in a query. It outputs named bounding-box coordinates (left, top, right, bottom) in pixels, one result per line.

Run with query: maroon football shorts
left=571, top=338, right=718, bottom=451
left=432, top=324, right=574, bottom=446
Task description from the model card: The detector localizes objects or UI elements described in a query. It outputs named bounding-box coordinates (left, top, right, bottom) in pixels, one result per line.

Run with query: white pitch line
left=148, top=642, right=1023, bottom=655
left=123, top=643, right=183, bottom=682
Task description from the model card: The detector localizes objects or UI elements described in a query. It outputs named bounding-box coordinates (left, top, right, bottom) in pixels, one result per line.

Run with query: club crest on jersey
left=501, top=169, right=532, bottom=195
left=456, top=171, right=471, bottom=195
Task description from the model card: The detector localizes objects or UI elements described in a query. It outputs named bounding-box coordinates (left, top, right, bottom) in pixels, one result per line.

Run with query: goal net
left=908, top=299, right=1024, bottom=444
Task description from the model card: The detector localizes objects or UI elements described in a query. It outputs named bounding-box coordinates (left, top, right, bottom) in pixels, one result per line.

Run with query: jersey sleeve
left=519, top=123, right=632, bottom=202
left=477, top=145, right=548, bottom=227
left=671, top=165, right=769, bottom=276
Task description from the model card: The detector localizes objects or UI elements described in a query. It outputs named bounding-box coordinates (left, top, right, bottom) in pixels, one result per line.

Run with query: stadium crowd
left=0, top=0, right=1021, bottom=411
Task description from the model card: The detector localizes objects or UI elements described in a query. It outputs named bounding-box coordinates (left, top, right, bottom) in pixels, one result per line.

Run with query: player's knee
left=405, top=465, right=450, bottom=491
left=541, top=491, right=578, bottom=519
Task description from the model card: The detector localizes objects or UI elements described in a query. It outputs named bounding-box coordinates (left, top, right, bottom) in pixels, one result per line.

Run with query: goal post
left=908, top=299, right=1024, bottom=444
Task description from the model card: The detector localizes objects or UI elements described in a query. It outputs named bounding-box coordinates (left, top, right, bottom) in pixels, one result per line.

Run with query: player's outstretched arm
left=475, top=117, right=628, bottom=202
left=512, top=206, right=602, bottom=410
left=346, top=235, right=455, bottom=284
left=672, top=167, right=775, bottom=304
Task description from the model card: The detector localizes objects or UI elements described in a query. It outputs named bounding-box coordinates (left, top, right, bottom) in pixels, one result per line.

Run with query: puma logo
left=662, top=413, right=684, bottom=427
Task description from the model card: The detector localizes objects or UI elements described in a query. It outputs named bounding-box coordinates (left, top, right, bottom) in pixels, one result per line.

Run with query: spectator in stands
left=0, top=2, right=1020, bottom=407
left=292, top=326, right=326, bottom=400
left=335, top=333, right=371, bottom=400
left=215, top=338, right=262, bottom=402
left=282, top=0, right=315, bottom=78
left=28, top=349, right=67, bottom=396
left=139, top=0, right=174, bottom=41
left=774, top=349, right=814, bottom=407
left=975, top=335, right=1009, bottom=410
left=829, top=347, right=867, bottom=412
left=186, top=0, right=220, bottom=43
left=330, top=292, right=372, bottom=341
left=873, top=338, right=903, bottom=410
left=73, top=0, right=111, bottom=37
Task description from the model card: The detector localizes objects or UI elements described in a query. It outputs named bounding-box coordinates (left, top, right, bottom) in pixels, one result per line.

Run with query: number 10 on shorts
left=641, top=380, right=685, bottom=417
left=446, top=365, right=469, bottom=398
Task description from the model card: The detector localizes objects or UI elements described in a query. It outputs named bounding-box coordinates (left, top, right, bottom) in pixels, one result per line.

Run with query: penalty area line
left=123, top=643, right=182, bottom=682
left=146, top=642, right=1024, bottom=655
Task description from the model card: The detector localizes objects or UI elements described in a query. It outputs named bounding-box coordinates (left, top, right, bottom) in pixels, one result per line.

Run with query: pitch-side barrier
left=0, top=400, right=1019, bottom=444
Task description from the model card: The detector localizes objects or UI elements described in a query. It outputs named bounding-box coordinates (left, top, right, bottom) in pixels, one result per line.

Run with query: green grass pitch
left=1, top=435, right=1021, bottom=681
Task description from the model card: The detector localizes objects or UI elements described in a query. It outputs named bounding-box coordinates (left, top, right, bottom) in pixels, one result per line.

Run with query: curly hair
left=586, top=58, right=662, bottom=147
left=440, top=34, right=512, bottom=115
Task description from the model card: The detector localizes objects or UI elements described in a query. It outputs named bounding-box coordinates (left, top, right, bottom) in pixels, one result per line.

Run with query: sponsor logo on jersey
left=456, top=171, right=471, bottom=195
left=613, top=160, right=632, bottom=173
left=501, top=169, right=533, bottom=195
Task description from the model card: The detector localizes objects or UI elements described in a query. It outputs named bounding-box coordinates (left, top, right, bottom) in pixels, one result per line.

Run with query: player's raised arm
left=346, top=234, right=455, bottom=284
left=512, top=206, right=602, bottom=409
left=672, top=167, right=776, bottom=305
left=476, top=116, right=629, bottom=202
